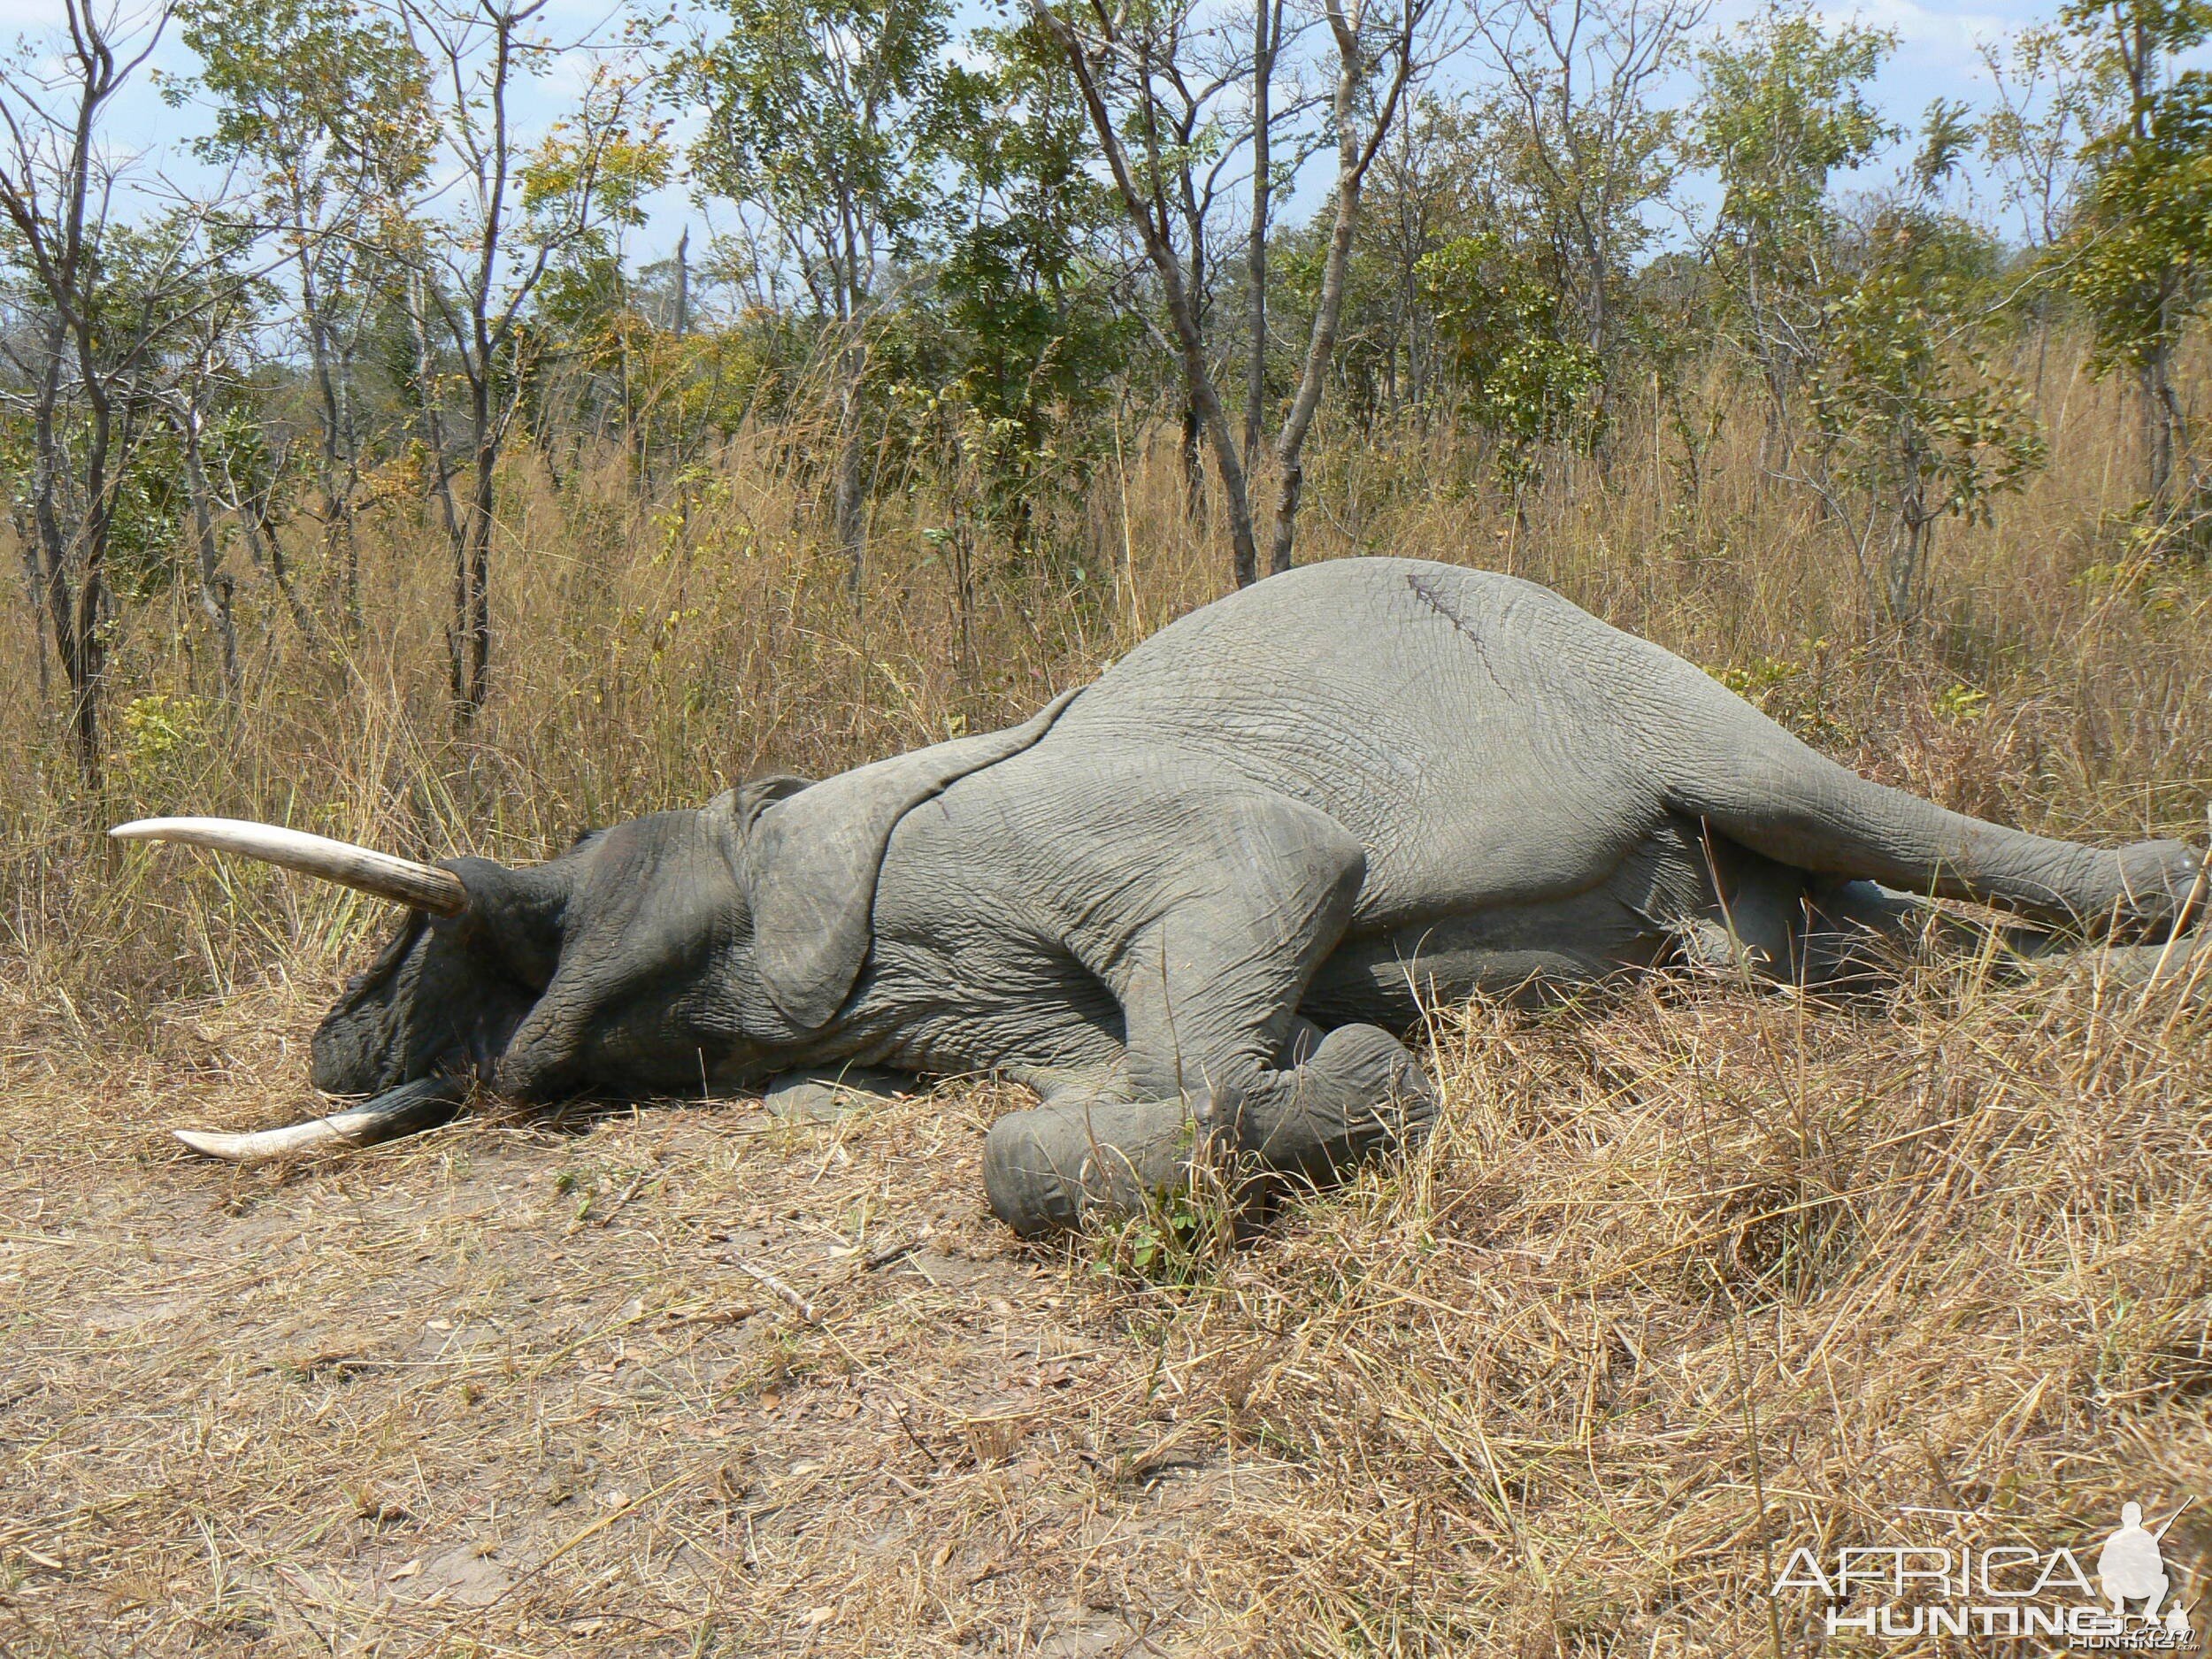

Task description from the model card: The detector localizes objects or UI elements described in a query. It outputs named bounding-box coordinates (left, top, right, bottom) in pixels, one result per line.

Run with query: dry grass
left=4, top=333, right=2212, bottom=1655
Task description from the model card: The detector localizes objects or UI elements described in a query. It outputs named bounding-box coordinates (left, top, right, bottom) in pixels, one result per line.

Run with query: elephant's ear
left=734, top=690, right=1080, bottom=1029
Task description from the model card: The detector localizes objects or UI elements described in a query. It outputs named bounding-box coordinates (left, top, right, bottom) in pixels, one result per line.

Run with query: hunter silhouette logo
left=2099, top=1504, right=2198, bottom=1642
left=2101, top=1504, right=2176, bottom=1622
left=1772, top=1500, right=2198, bottom=1646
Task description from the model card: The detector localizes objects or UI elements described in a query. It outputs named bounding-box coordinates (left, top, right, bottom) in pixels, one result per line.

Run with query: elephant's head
left=114, top=690, right=1077, bottom=1164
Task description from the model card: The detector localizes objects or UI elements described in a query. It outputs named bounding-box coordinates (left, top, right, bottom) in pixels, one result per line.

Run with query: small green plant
left=1932, top=681, right=1990, bottom=721
left=1711, top=654, right=1802, bottom=704
left=1087, top=1164, right=1242, bottom=1291
left=114, top=693, right=213, bottom=799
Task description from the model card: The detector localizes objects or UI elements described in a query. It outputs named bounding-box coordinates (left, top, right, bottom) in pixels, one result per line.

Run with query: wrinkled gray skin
left=312, top=559, right=2207, bottom=1235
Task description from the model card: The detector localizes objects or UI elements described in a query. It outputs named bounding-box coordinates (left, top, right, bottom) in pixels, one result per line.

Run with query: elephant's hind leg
left=1796, top=878, right=2212, bottom=995
left=1670, top=726, right=2203, bottom=935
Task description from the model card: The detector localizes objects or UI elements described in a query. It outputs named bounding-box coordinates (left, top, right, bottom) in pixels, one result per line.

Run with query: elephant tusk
left=173, top=1077, right=468, bottom=1165
left=111, top=818, right=468, bottom=917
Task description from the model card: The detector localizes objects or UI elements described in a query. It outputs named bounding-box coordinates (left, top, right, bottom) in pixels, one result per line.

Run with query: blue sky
left=12, top=0, right=2106, bottom=270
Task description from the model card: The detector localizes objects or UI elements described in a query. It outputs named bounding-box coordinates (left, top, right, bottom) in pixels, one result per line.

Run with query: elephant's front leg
left=981, top=795, right=1436, bottom=1237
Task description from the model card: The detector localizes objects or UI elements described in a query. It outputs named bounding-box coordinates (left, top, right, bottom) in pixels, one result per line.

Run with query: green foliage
left=1979, top=26, right=2124, bottom=250
left=685, top=0, right=953, bottom=313
left=523, top=245, right=801, bottom=465
left=2065, top=68, right=2212, bottom=375
left=1687, top=4, right=2043, bottom=619
left=173, top=0, right=433, bottom=196
left=1087, top=1179, right=1237, bottom=1290
left=1804, top=209, right=2047, bottom=618
left=522, top=64, right=672, bottom=236
left=1418, top=231, right=1605, bottom=483
left=0, top=205, right=263, bottom=602
left=9, top=0, right=2196, bottom=699
left=882, top=19, right=1134, bottom=553
left=1913, top=99, right=1979, bottom=197
left=2053, top=0, right=2212, bottom=507
left=113, top=693, right=215, bottom=797
left=1697, top=4, right=1896, bottom=287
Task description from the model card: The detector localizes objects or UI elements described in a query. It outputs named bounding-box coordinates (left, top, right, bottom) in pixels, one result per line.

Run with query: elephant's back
left=1042, top=557, right=1728, bottom=923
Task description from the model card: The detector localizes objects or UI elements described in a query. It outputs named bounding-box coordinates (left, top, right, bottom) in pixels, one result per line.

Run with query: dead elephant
left=119, top=558, right=2208, bottom=1236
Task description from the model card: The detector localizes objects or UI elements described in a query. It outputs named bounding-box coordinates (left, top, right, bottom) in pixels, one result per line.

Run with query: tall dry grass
left=4, top=331, right=2208, bottom=1013
left=7, top=334, right=2208, bottom=1005
left=2, top=329, right=2210, bottom=1655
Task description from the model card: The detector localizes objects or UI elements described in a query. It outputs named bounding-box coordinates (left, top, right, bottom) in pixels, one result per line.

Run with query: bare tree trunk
left=38, top=479, right=108, bottom=783
left=18, top=189, right=105, bottom=785
left=296, top=234, right=358, bottom=631
left=1264, top=0, right=1420, bottom=575
left=404, top=274, right=471, bottom=705
left=12, top=505, right=51, bottom=704
left=404, top=0, right=634, bottom=720
left=180, top=407, right=242, bottom=695
left=1244, top=0, right=1276, bottom=469
left=835, top=327, right=868, bottom=596
left=1181, top=400, right=1206, bottom=524
left=33, top=338, right=112, bottom=785
left=673, top=226, right=691, bottom=339
left=226, top=459, right=326, bottom=650
left=462, top=383, right=495, bottom=717
left=1038, top=10, right=1262, bottom=586
left=2141, top=342, right=2185, bottom=510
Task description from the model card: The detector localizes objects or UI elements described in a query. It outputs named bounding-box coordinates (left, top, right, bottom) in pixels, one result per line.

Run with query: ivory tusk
left=111, top=817, right=467, bottom=916
left=173, top=1077, right=468, bottom=1164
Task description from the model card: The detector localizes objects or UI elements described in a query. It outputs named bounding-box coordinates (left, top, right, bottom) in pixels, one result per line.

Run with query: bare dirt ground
left=4, top=944, right=2212, bottom=1656
left=3, top=976, right=1264, bottom=1655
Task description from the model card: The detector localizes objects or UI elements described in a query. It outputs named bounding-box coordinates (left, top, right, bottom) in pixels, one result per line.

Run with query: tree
left=1978, top=25, right=2122, bottom=393
left=1038, top=0, right=1443, bottom=584
left=2058, top=0, right=2212, bottom=511
left=1419, top=227, right=1604, bottom=492
left=1469, top=0, right=1702, bottom=442
left=1259, top=0, right=1440, bottom=572
left=173, top=0, right=434, bottom=627
left=1981, top=27, right=2119, bottom=251
left=1694, top=4, right=1894, bottom=450
left=1349, top=96, right=1493, bottom=421
left=924, top=19, right=1135, bottom=556
left=1694, top=5, right=2040, bottom=626
left=686, top=0, right=955, bottom=592
left=400, top=0, right=665, bottom=718
left=1243, top=0, right=1289, bottom=468
left=159, top=260, right=282, bottom=695
left=1801, top=205, right=2046, bottom=623
left=0, top=1, right=268, bottom=780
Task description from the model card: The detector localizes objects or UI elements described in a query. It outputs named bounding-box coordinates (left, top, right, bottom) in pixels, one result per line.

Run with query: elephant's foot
left=981, top=1024, right=1436, bottom=1240
left=2019, top=926, right=2212, bottom=991
left=2110, top=839, right=2208, bottom=938
left=983, top=1094, right=1196, bottom=1238
left=1224, top=1023, right=1438, bottom=1194
left=763, top=1064, right=911, bottom=1123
